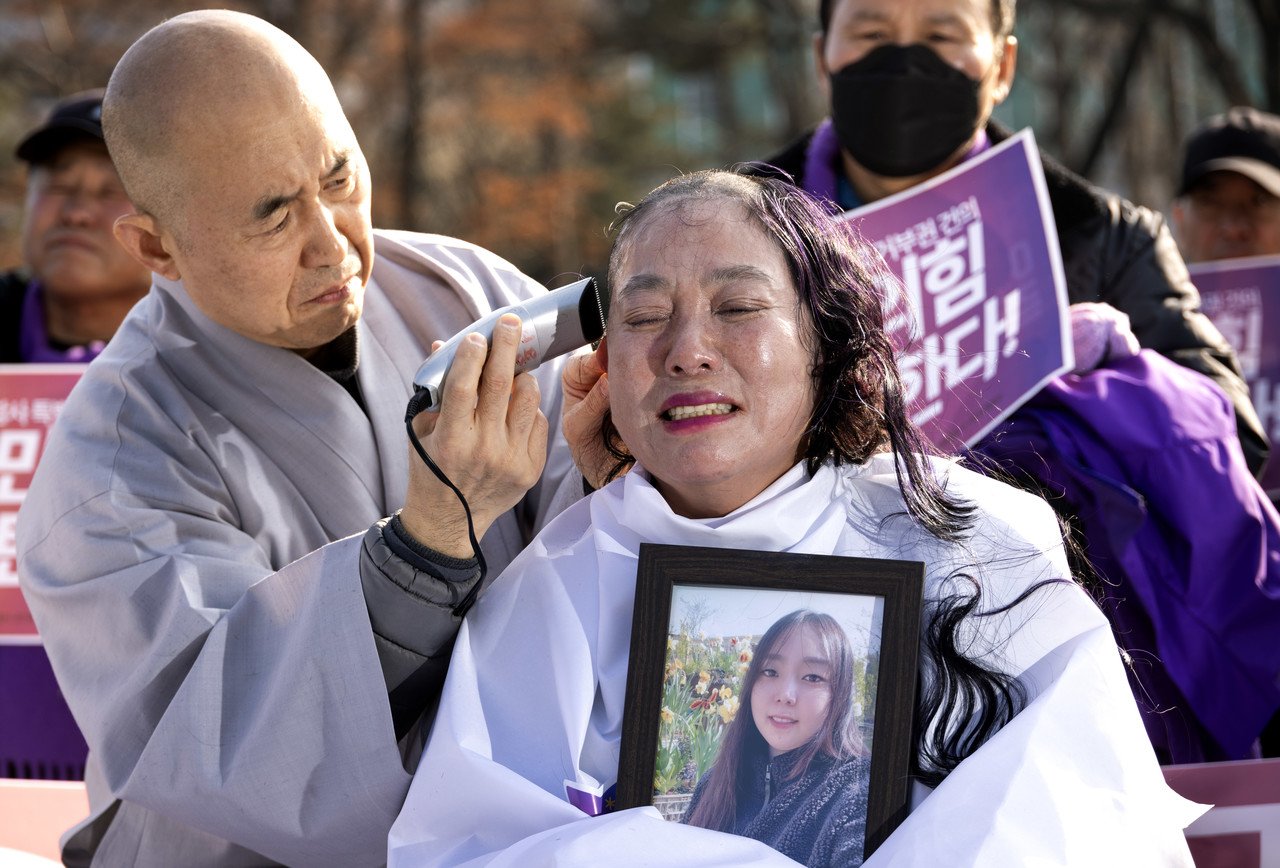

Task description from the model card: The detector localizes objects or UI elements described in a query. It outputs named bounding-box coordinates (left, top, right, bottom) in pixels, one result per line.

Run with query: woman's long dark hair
left=685, top=611, right=862, bottom=833
left=601, top=170, right=969, bottom=542
left=602, top=170, right=1060, bottom=785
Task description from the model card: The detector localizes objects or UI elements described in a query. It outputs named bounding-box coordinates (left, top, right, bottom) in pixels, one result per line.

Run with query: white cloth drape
left=389, top=456, right=1201, bottom=866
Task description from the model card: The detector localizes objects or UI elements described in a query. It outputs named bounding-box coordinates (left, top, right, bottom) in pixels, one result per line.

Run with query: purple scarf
left=802, top=117, right=992, bottom=209
left=801, top=119, right=845, bottom=209
left=18, top=281, right=106, bottom=363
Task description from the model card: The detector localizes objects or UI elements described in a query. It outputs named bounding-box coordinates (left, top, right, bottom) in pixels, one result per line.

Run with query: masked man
left=748, top=0, right=1280, bottom=767
left=754, top=0, right=1267, bottom=476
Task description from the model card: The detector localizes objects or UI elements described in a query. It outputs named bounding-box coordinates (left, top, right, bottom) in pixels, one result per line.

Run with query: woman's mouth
left=662, top=402, right=735, bottom=422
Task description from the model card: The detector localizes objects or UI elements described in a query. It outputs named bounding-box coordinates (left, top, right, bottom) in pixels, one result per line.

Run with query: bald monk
left=17, top=10, right=582, bottom=866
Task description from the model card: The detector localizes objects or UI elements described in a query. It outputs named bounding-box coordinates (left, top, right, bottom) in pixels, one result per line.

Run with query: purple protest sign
left=0, top=363, right=90, bottom=780
left=840, top=129, right=1072, bottom=454
left=1189, top=255, right=1280, bottom=497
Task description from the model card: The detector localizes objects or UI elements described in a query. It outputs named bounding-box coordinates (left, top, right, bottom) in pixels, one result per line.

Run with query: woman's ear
left=596, top=335, right=608, bottom=373
left=114, top=212, right=181, bottom=281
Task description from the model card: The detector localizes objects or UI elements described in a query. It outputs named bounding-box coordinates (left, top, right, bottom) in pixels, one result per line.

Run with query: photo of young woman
left=681, top=610, right=870, bottom=867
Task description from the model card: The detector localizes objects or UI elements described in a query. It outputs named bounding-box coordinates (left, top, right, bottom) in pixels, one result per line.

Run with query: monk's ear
left=596, top=335, right=608, bottom=373
left=114, top=212, right=181, bottom=281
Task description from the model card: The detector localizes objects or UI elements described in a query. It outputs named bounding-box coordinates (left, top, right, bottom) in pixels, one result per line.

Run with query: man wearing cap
left=1, top=90, right=150, bottom=362
left=1175, top=107, right=1280, bottom=761
left=1, top=90, right=149, bottom=786
left=1173, top=106, right=1280, bottom=264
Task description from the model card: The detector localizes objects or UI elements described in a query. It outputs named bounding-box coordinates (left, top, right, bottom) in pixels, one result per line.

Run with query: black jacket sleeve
left=359, top=514, right=481, bottom=741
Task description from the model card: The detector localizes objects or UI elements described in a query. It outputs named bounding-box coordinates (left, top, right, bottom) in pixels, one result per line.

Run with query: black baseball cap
left=14, top=89, right=107, bottom=165
left=1179, top=106, right=1280, bottom=198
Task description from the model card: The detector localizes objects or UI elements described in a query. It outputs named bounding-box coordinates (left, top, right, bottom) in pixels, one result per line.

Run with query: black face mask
left=829, top=43, right=984, bottom=178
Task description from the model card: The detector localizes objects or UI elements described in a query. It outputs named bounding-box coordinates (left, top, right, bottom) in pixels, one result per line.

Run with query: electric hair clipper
left=409, top=276, right=604, bottom=415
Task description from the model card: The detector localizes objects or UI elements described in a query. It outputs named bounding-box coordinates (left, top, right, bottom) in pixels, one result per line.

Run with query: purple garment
left=0, top=645, right=88, bottom=779
left=801, top=119, right=844, bottom=210
left=973, top=350, right=1280, bottom=763
left=19, top=281, right=106, bottom=363
left=800, top=117, right=991, bottom=208
left=4, top=285, right=95, bottom=778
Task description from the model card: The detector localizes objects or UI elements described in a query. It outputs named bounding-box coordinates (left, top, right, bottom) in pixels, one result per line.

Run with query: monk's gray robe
left=16, top=230, right=573, bottom=866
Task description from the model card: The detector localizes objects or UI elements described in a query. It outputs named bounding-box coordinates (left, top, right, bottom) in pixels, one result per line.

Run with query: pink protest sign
left=1189, top=255, right=1280, bottom=498
left=841, top=129, right=1072, bottom=454
left=0, top=364, right=85, bottom=642
left=1164, top=757, right=1280, bottom=867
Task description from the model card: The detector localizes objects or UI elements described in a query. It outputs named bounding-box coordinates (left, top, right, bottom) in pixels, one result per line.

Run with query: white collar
left=587, top=460, right=859, bottom=557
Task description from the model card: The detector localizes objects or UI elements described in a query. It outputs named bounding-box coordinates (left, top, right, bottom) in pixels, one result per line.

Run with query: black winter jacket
left=1, top=269, right=29, bottom=363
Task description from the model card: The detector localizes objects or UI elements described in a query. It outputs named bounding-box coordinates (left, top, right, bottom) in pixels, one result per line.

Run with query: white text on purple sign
left=879, top=207, right=1022, bottom=425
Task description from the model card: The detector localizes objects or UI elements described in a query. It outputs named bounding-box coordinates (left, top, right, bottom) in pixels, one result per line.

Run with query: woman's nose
left=664, top=316, right=720, bottom=375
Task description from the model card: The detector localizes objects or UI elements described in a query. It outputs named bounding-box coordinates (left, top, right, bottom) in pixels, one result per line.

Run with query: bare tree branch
left=1243, top=0, right=1280, bottom=109
left=1077, top=0, right=1152, bottom=178
left=397, top=0, right=427, bottom=230
left=1053, top=0, right=1251, bottom=105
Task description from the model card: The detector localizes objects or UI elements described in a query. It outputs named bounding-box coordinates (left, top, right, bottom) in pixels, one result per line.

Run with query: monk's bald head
left=103, top=10, right=347, bottom=233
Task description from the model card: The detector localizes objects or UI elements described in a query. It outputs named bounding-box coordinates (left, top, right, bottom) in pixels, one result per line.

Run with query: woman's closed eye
left=621, top=311, right=670, bottom=328
left=716, top=303, right=767, bottom=318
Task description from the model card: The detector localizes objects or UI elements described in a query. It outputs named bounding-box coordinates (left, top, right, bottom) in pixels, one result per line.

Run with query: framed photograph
left=617, top=543, right=924, bottom=863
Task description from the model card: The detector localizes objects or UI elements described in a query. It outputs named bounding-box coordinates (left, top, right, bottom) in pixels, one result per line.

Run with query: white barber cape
left=389, top=456, right=1202, bottom=867
left=17, top=230, right=572, bottom=866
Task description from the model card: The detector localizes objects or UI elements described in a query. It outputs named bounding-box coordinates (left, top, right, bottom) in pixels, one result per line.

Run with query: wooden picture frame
left=617, top=543, right=924, bottom=861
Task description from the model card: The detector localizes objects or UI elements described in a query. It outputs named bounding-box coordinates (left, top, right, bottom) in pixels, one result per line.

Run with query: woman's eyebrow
left=708, top=264, right=773, bottom=286
left=615, top=273, right=667, bottom=302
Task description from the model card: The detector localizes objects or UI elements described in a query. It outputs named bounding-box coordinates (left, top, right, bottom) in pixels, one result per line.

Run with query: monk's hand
left=562, top=345, right=620, bottom=491
left=401, top=314, right=548, bottom=557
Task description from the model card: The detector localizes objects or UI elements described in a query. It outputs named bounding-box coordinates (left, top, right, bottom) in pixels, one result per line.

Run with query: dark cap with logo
left=1179, top=106, right=1280, bottom=198
left=14, top=89, right=107, bottom=165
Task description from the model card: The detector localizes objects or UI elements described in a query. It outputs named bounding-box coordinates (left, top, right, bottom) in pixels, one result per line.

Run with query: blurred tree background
left=0, top=0, right=1275, bottom=285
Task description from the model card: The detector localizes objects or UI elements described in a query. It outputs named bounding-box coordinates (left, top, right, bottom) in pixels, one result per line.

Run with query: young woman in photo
left=682, top=610, right=870, bottom=867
